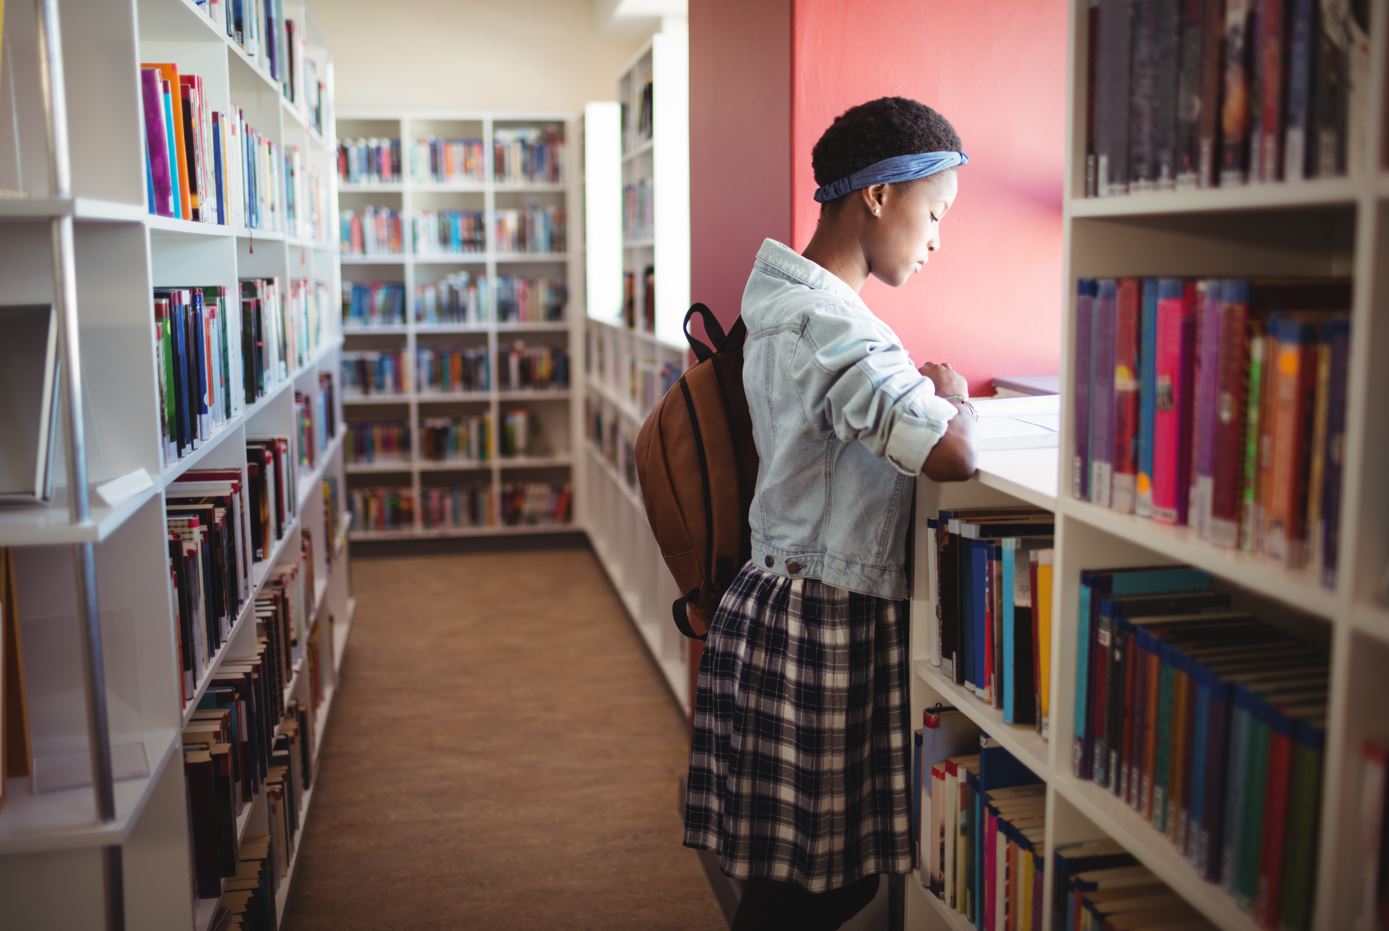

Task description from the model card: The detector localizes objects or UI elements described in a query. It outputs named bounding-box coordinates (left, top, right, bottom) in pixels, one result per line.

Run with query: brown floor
left=281, top=545, right=727, bottom=931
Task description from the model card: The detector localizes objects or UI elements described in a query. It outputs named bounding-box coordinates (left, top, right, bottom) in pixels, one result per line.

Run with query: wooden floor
left=282, top=545, right=726, bottom=931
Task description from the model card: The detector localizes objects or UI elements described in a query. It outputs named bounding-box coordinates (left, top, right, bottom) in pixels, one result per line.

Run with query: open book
left=971, top=394, right=1059, bottom=451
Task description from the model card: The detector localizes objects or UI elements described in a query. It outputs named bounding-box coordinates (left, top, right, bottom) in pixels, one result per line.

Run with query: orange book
left=143, top=62, right=191, bottom=219
left=1261, top=315, right=1320, bottom=567
left=1141, top=648, right=1162, bottom=820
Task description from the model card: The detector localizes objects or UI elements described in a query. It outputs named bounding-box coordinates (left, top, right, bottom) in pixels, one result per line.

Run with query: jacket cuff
left=884, top=388, right=958, bottom=476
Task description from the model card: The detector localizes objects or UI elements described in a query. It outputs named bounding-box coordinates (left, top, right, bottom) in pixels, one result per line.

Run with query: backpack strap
left=672, top=591, right=707, bottom=640
left=684, top=303, right=727, bottom=362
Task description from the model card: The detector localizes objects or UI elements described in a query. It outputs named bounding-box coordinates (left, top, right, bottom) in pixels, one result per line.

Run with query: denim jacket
left=742, top=239, right=957, bottom=600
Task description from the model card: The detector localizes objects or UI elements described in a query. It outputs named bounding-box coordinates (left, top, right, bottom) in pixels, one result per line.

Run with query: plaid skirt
left=682, top=562, right=914, bottom=892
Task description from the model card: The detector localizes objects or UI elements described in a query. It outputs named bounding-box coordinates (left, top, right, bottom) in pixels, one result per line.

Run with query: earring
left=873, top=207, right=881, bottom=216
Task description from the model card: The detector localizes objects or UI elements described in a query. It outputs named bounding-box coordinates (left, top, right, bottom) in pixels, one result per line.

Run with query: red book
left=1111, top=278, right=1141, bottom=513
left=1208, top=283, right=1253, bottom=548
left=1255, top=0, right=1285, bottom=182
left=1152, top=280, right=1197, bottom=525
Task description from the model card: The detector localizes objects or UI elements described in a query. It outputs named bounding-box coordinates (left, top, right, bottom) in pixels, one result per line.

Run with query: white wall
left=317, top=0, right=654, bottom=114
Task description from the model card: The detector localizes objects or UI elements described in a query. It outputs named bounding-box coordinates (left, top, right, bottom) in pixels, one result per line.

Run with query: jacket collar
left=753, top=239, right=866, bottom=309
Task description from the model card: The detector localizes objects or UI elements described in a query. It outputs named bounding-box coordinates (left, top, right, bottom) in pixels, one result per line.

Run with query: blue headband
left=813, top=150, right=969, bottom=204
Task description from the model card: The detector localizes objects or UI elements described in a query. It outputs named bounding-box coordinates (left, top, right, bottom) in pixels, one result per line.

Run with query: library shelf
left=334, top=512, right=353, bottom=555
left=911, top=660, right=1049, bottom=781
left=497, top=388, right=571, bottom=401
left=340, top=254, right=407, bottom=265
left=623, top=139, right=655, bottom=162
left=0, top=196, right=146, bottom=222
left=585, top=375, right=642, bottom=423
left=494, top=252, right=568, bottom=263
left=0, top=729, right=178, bottom=856
left=145, top=215, right=235, bottom=238
left=1050, top=772, right=1261, bottom=931
left=343, top=324, right=410, bottom=335
left=414, top=391, right=492, bottom=403
left=233, top=226, right=285, bottom=243
left=497, top=455, right=573, bottom=469
left=345, top=461, right=414, bottom=475
left=343, top=393, right=414, bottom=405
left=333, top=598, right=357, bottom=674
left=492, top=182, right=567, bottom=194
left=1352, top=601, right=1389, bottom=645
left=338, top=182, right=405, bottom=194
left=1060, top=497, right=1340, bottom=620
left=412, top=322, right=491, bottom=334
left=911, top=878, right=978, bottom=931
left=585, top=444, right=641, bottom=510
left=415, top=459, right=492, bottom=472
left=409, top=181, right=487, bottom=194
left=412, top=253, right=487, bottom=265
left=0, top=484, right=161, bottom=547
left=623, top=237, right=655, bottom=249
left=297, top=431, right=350, bottom=513
left=285, top=235, right=338, bottom=252
left=972, top=446, right=1058, bottom=511
left=1067, top=175, right=1364, bottom=218
left=496, top=321, right=570, bottom=333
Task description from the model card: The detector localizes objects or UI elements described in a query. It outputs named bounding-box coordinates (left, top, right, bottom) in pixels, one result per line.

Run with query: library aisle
left=279, top=547, right=724, bottom=930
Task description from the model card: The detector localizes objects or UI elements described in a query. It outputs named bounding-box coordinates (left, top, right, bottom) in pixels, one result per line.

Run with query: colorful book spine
left=1189, top=279, right=1224, bottom=538
left=1260, top=315, right=1319, bottom=567
left=1136, top=278, right=1159, bottom=517
left=1111, top=278, right=1141, bottom=513
left=1152, top=279, right=1196, bottom=525
left=1073, top=279, right=1096, bottom=500
left=1208, top=281, right=1252, bottom=548
left=1219, top=0, right=1255, bottom=185
left=1091, top=279, right=1117, bottom=506
left=1095, top=0, right=1134, bottom=195
left=1318, top=317, right=1350, bottom=589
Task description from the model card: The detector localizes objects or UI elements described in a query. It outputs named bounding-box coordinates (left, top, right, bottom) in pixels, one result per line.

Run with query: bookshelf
left=906, top=4, right=1388, bottom=930
left=0, top=0, right=355, bottom=927
left=576, top=29, right=695, bottom=715
left=336, top=112, right=583, bottom=541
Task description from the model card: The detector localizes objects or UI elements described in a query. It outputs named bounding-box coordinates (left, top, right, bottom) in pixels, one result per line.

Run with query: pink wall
left=790, top=1, right=1068, bottom=394
left=689, top=0, right=793, bottom=333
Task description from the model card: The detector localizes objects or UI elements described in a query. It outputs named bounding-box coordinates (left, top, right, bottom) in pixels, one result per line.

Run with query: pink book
left=1189, top=280, right=1223, bottom=538
left=139, top=67, right=173, bottom=217
left=1111, top=278, right=1141, bottom=513
left=1152, top=278, right=1197, bottom=525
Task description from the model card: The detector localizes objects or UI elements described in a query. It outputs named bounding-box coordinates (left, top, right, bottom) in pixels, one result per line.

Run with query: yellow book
left=1036, top=549, right=1055, bottom=736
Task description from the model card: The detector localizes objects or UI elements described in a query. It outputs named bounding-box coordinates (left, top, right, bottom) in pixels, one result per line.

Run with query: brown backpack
left=635, top=304, right=759, bottom=639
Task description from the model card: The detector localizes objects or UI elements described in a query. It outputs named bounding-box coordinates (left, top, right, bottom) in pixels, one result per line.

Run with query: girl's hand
left=919, top=362, right=968, bottom=399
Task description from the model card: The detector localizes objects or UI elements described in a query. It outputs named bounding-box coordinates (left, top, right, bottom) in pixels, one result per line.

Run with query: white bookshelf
left=0, top=0, right=355, bottom=926
left=907, top=5, right=1389, bottom=931
left=337, top=112, right=583, bottom=541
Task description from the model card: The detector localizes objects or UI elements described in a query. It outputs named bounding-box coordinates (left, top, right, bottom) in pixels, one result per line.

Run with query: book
left=0, top=304, right=61, bottom=503
left=1074, top=279, right=1097, bottom=499
left=1091, top=278, right=1117, bottom=505
left=971, top=395, right=1061, bottom=451
left=1135, top=278, right=1158, bottom=516
left=1111, top=278, right=1141, bottom=511
left=1152, top=278, right=1196, bottom=525
left=1095, top=0, right=1135, bottom=195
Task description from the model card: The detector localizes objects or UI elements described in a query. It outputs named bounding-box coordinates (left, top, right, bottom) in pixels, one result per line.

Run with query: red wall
left=790, top=1, right=1068, bottom=393
left=689, top=0, right=793, bottom=330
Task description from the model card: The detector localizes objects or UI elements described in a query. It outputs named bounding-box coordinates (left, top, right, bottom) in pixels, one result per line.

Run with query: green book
left=1279, top=715, right=1325, bottom=931
left=1239, top=328, right=1266, bottom=552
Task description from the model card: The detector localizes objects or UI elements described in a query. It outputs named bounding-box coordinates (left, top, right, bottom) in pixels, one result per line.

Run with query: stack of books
left=415, top=346, right=490, bottom=394
left=341, top=350, right=408, bottom=397
left=411, top=135, right=484, bottom=183
left=499, top=481, right=571, bottom=527
left=497, top=341, right=569, bottom=391
left=419, top=415, right=492, bottom=464
left=496, top=275, right=566, bottom=323
left=494, top=202, right=565, bottom=253
left=421, top=483, right=492, bottom=530
left=417, top=271, right=489, bottom=324
left=337, top=137, right=402, bottom=183
left=412, top=209, right=486, bottom=255
left=340, top=207, right=404, bottom=255
left=346, top=421, right=410, bottom=465
left=344, top=282, right=406, bottom=326
left=350, top=487, right=414, bottom=532
left=493, top=127, right=563, bottom=184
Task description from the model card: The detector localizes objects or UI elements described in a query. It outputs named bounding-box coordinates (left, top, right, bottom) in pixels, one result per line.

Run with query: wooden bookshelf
left=337, top=112, right=583, bottom=541
left=907, top=5, right=1389, bottom=930
left=0, top=0, right=353, bottom=926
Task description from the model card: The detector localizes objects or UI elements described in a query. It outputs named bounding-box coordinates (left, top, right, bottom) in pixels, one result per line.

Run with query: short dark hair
left=811, top=97, right=962, bottom=203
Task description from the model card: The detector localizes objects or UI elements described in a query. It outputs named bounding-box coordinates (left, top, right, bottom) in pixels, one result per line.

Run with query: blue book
left=168, top=293, right=191, bottom=452
left=211, top=113, right=225, bottom=225
left=1074, top=566, right=1213, bottom=784
left=162, top=84, right=182, bottom=220
left=1135, top=277, right=1158, bottom=516
left=968, top=539, right=989, bottom=698
left=191, top=291, right=209, bottom=439
left=1090, top=279, right=1117, bottom=506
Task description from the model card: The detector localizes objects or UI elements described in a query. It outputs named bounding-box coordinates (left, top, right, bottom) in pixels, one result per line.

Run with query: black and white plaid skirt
left=682, top=562, right=914, bottom=892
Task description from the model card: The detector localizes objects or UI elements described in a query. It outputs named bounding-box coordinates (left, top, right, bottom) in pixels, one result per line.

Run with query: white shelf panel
left=623, top=238, right=655, bottom=249
left=623, top=139, right=655, bottom=162
left=912, top=660, right=1049, bottom=781
left=496, top=321, right=570, bottom=333
left=234, top=227, right=284, bottom=242
left=912, top=879, right=977, bottom=931
left=492, top=182, right=566, bottom=194
left=296, top=433, right=347, bottom=513
left=1352, top=601, right=1389, bottom=644
left=1061, top=498, right=1340, bottom=619
left=285, top=235, right=337, bottom=252
left=1069, top=176, right=1362, bottom=218
left=333, top=597, right=356, bottom=674
left=416, top=459, right=492, bottom=472
left=280, top=98, right=330, bottom=152
left=340, top=255, right=406, bottom=265
left=411, top=182, right=487, bottom=193
left=0, top=196, right=145, bottom=223
left=497, top=389, right=571, bottom=401
left=351, top=523, right=576, bottom=541
left=338, top=182, right=404, bottom=194
left=412, top=253, right=487, bottom=265
left=1052, top=772, right=1261, bottom=931
left=146, top=216, right=233, bottom=238
left=493, top=252, right=568, bottom=263
left=413, top=323, right=490, bottom=334
left=344, top=461, right=413, bottom=475
left=496, top=456, right=572, bottom=469
left=343, top=324, right=409, bottom=335
left=0, top=730, right=177, bottom=855
left=586, top=375, right=644, bottom=423
left=180, top=592, right=258, bottom=729
left=415, top=391, right=491, bottom=403
left=342, top=393, right=413, bottom=405
left=0, top=484, right=160, bottom=547
left=586, top=443, right=642, bottom=510
left=973, top=447, right=1059, bottom=511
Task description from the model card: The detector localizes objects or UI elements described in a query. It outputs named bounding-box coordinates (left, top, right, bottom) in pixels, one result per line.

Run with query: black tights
left=730, top=874, right=880, bottom=931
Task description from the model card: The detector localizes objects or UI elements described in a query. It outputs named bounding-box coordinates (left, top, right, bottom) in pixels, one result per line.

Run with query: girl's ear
left=860, top=183, right=887, bottom=217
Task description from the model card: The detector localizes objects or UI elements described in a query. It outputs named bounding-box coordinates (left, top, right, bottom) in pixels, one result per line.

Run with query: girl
left=683, top=96, right=978, bottom=930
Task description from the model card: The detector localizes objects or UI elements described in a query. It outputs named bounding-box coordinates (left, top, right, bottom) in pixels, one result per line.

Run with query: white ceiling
left=593, top=0, right=687, bottom=32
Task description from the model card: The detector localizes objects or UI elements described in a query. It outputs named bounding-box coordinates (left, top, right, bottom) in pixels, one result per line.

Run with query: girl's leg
left=730, top=875, right=881, bottom=931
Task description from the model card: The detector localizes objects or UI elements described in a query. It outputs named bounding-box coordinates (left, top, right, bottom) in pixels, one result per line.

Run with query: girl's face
left=864, top=169, right=958, bottom=287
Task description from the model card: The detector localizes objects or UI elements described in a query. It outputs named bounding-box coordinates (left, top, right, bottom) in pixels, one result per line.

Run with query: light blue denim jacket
left=742, top=239, right=958, bottom=600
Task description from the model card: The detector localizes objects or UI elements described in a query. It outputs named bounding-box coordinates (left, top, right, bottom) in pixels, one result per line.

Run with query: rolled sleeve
left=789, top=305, right=958, bottom=477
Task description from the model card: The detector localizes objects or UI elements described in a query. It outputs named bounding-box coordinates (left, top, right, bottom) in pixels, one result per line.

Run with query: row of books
left=634, top=79, right=654, bottom=145
left=622, top=266, right=656, bottom=332
left=500, top=481, right=572, bottom=527
left=343, top=282, right=406, bottom=327
left=493, top=127, right=564, bottom=185
left=499, top=409, right=542, bottom=458
left=413, top=209, right=486, bottom=255
left=912, top=710, right=1051, bottom=928
left=1071, top=565, right=1326, bottom=929
left=586, top=400, right=639, bottom=492
left=154, top=287, right=237, bottom=467
left=416, top=347, right=491, bottom=394
left=322, top=478, right=341, bottom=565
left=284, top=19, right=327, bottom=136
left=498, top=275, right=566, bottom=324
left=622, top=179, right=653, bottom=238
left=411, top=136, right=484, bottom=184
left=420, top=414, right=492, bottom=463
left=345, top=420, right=409, bottom=465
left=338, top=137, right=402, bottom=184
left=421, top=483, right=492, bottom=530
left=139, top=63, right=278, bottom=230
left=293, top=373, right=336, bottom=471
left=1087, top=0, right=1371, bottom=196
left=1073, top=277, right=1350, bottom=586
left=350, top=487, right=413, bottom=532
left=1359, top=738, right=1389, bottom=931
left=416, top=272, right=486, bottom=325
left=1055, top=842, right=1219, bottom=931
left=341, top=207, right=403, bottom=255
left=341, top=350, right=408, bottom=396
left=284, top=280, right=328, bottom=371
left=283, top=147, right=327, bottom=242
left=493, top=203, right=566, bottom=254
left=497, top=341, right=570, bottom=392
